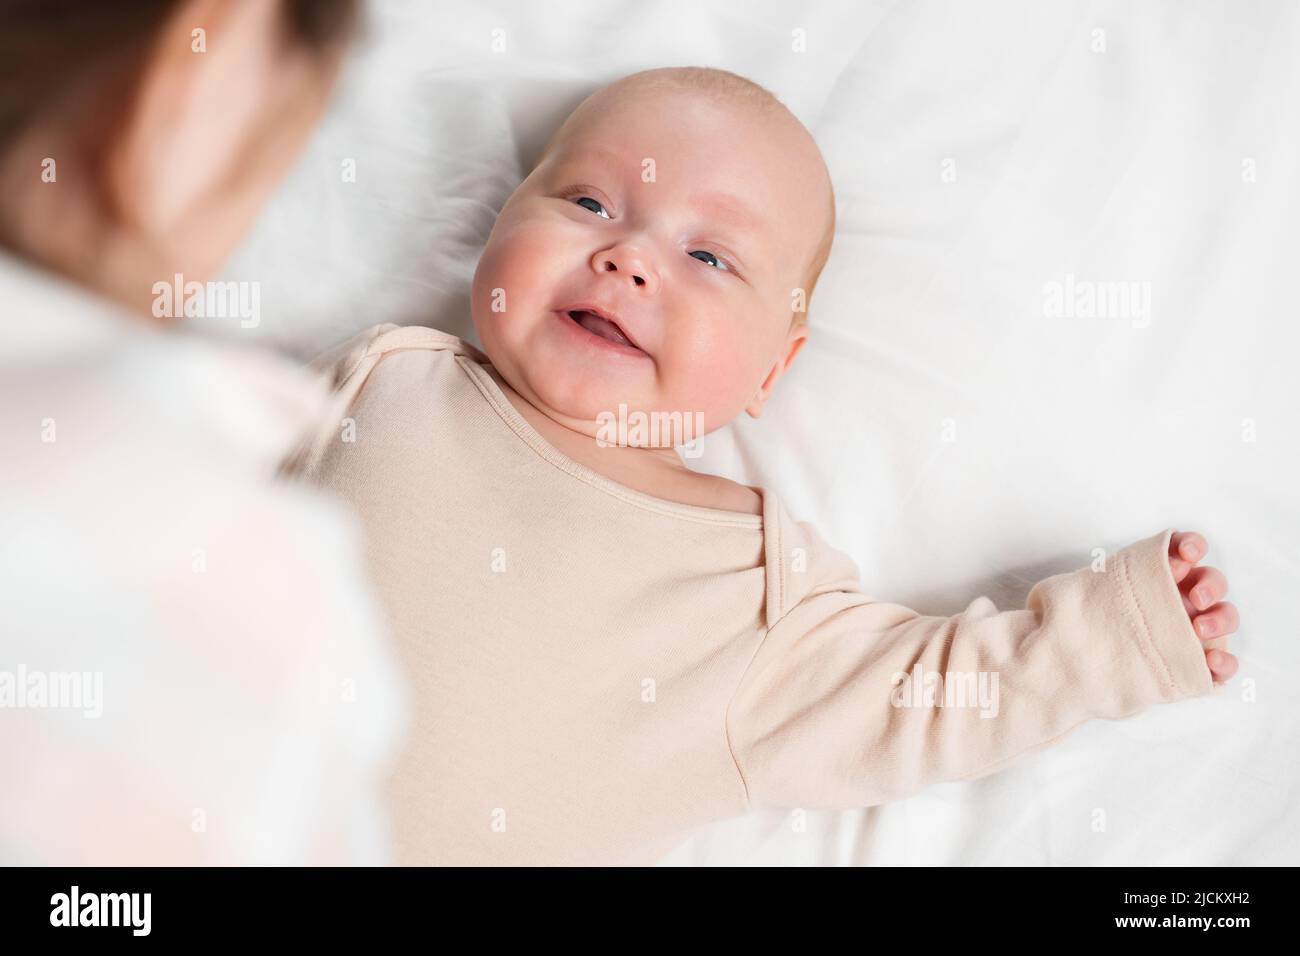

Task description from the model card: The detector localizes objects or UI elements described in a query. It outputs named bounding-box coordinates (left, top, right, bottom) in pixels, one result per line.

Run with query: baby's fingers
left=1168, top=530, right=1207, bottom=583
left=1166, top=534, right=1236, bottom=684
left=1206, top=648, right=1238, bottom=683
left=1191, top=600, right=1239, bottom=640
left=1181, top=565, right=1228, bottom=613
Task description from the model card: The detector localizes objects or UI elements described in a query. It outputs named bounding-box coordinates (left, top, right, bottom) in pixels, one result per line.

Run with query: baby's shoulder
left=310, top=323, right=486, bottom=385
left=353, top=324, right=485, bottom=366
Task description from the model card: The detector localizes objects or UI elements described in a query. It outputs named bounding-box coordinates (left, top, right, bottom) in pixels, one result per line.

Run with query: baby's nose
left=592, top=245, right=660, bottom=294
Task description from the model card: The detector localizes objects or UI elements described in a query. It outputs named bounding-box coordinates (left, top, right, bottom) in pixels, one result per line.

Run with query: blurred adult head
left=0, top=0, right=358, bottom=317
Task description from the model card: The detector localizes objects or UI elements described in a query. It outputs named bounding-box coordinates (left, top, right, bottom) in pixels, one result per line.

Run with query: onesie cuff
left=1112, top=528, right=1215, bottom=703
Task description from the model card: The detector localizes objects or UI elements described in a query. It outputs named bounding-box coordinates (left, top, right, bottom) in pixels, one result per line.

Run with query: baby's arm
left=726, top=529, right=1237, bottom=810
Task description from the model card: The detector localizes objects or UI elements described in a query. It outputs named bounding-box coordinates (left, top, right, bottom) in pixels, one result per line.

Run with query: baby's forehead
left=559, top=82, right=796, bottom=156
left=544, top=87, right=831, bottom=276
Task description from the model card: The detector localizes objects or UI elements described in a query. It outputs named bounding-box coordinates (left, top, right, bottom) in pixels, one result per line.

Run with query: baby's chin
left=477, top=309, right=738, bottom=434
left=496, top=349, right=705, bottom=434
left=524, top=371, right=743, bottom=454
left=484, top=318, right=652, bottom=411
left=517, top=358, right=661, bottom=425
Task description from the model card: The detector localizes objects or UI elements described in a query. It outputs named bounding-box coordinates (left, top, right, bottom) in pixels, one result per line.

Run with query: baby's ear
left=745, top=324, right=808, bottom=419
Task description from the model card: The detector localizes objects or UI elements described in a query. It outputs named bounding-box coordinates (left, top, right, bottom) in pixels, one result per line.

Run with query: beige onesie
left=284, top=323, right=1214, bottom=866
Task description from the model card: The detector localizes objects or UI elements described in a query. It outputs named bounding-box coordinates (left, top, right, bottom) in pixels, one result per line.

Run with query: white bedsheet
left=216, top=0, right=1300, bottom=865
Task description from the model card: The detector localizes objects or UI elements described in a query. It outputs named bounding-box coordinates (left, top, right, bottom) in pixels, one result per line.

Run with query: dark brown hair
left=0, top=0, right=359, bottom=149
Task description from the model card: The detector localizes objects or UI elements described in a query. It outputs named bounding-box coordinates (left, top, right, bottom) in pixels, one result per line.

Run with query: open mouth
left=563, top=308, right=643, bottom=353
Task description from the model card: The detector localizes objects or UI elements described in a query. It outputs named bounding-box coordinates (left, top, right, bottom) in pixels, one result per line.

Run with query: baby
left=284, top=67, right=1239, bottom=865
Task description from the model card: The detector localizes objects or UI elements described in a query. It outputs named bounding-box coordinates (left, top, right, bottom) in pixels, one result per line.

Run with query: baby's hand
left=1167, top=531, right=1238, bottom=684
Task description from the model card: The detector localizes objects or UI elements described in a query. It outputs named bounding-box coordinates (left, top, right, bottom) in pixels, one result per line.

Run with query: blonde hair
left=796, top=179, right=836, bottom=329
left=531, top=66, right=836, bottom=331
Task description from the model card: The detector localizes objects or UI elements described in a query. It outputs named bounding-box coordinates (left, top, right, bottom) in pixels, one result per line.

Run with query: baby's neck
left=484, top=365, right=761, bottom=516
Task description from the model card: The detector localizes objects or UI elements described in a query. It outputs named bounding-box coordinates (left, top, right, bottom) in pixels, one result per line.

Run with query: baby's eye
left=689, top=249, right=732, bottom=273
left=572, top=196, right=611, bottom=219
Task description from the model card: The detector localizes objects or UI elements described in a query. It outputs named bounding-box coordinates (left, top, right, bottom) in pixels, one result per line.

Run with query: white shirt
left=0, top=253, right=408, bottom=864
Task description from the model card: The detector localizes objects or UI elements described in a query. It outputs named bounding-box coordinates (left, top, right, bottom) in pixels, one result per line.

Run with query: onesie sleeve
left=277, top=322, right=485, bottom=479
left=277, top=323, right=400, bottom=479
left=725, top=528, right=1216, bottom=810
left=306, top=322, right=403, bottom=390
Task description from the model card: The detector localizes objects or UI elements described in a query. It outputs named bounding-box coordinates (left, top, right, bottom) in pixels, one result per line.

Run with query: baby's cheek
left=474, top=228, right=546, bottom=317
left=477, top=212, right=584, bottom=313
left=661, top=320, right=761, bottom=425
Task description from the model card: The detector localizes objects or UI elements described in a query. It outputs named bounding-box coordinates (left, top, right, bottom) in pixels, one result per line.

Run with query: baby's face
left=471, top=84, right=831, bottom=443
